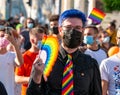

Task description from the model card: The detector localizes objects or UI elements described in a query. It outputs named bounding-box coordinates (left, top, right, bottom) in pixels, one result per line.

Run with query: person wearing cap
left=27, top=9, right=102, bottom=95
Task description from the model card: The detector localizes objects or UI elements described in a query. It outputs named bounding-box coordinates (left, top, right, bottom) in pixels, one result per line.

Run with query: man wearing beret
left=27, top=9, right=102, bottom=95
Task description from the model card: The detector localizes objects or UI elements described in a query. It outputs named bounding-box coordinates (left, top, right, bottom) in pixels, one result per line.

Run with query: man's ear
left=30, top=39, right=34, bottom=43
left=58, top=27, right=63, bottom=37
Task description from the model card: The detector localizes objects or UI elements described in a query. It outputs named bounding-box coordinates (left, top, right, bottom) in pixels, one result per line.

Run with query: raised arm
left=5, top=30, right=23, bottom=66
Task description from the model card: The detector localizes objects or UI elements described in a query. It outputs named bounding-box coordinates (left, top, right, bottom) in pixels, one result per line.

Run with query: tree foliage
left=102, top=0, right=120, bottom=12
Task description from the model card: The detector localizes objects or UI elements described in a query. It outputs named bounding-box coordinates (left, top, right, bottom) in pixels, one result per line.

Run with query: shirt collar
left=60, top=45, right=67, bottom=59
left=60, top=45, right=80, bottom=60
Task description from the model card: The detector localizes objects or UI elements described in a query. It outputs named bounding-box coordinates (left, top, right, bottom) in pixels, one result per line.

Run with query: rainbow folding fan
left=39, top=35, right=59, bottom=77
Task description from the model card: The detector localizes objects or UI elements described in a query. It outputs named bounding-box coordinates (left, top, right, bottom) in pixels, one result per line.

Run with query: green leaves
left=102, top=0, right=120, bottom=12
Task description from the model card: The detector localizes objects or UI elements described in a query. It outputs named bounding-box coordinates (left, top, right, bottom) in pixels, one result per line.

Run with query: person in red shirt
left=15, top=26, right=45, bottom=95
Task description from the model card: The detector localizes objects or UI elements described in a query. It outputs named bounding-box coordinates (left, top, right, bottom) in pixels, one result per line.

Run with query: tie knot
left=67, top=54, right=72, bottom=60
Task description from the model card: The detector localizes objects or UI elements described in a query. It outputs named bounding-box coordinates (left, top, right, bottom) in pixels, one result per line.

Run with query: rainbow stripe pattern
left=41, top=35, right=59, bottom=77
left=88, top=8, right=106, bottom=24
left=62, top=54, right=74, bottom=95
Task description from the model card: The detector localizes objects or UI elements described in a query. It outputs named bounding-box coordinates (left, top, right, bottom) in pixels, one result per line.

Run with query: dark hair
left=24, top=17, right=35, bottom=28
left=98, top=30, right=108, bottom=38
left=0, top=20, right=6, bottom=25
left=109, top=21, right=116, bottom=29
left=49, top=15, right=59, bottom=22
left=85, top=25, right=99, bottom=34
left=7, top=17, right=14, bottom=22
left=59, top=9, right=86, bottom=27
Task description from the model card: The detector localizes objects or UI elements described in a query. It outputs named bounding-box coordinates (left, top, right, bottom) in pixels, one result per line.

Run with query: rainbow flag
left=88, top=8, right=106, bottom=24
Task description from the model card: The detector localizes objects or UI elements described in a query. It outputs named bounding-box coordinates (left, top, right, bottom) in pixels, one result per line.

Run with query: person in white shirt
left=19, top=13, right=25, bottom=25
left=100, top=28, right=120, bottom=95
left=83, top=25, right=107, bottom=65
left=0, top=26, right=23, bottom=95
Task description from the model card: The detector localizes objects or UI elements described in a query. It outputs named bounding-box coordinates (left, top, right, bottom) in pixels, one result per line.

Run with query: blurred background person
left=49, top=14, right=61, bottom=43
left=98, top=30, right=114, bottom=56
left=0, top=25, right=23, bottom=95
left=100, top=28, right=120, bottom=95
left=20, top=18, right=36, bottom=52
left=19, top=13, right=26, bottom=25
left=83, top=25, right=107, bottom=65
left=15, top=26, right=45, bottom=95
left=49, top=14, right=59, bottom=28
left=106, top=21, right=117, bottom=46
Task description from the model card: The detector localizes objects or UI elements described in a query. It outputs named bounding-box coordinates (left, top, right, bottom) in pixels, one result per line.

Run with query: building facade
left=0, top=0, right=119, bottom=28
left=0, top=0, right=96, bottom=19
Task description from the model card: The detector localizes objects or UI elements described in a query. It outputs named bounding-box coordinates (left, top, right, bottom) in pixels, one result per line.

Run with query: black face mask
left=50, top=27, right=59, bottom=35
left=63, top=29, right=82, bottom=48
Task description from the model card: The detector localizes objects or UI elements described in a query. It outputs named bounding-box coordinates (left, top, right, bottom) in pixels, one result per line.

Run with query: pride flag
left=88, top=8, right=106, bottom=24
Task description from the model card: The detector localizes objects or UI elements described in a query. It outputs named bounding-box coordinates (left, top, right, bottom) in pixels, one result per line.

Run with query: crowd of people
left=0, top=8, right=120, bottom=95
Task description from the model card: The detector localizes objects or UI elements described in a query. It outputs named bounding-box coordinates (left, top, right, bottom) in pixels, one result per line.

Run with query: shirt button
left=81, top=73, right=84, bottom=76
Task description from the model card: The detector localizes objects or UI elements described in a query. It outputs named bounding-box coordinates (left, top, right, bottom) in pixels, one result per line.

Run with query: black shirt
left=27, top=46, right=102, bottom=95
left=21, top=29, right=31, bottom=51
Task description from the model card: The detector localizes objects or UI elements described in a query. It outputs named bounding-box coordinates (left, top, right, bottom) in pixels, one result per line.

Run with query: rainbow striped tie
left=62, top=54, right=74, bottom=95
